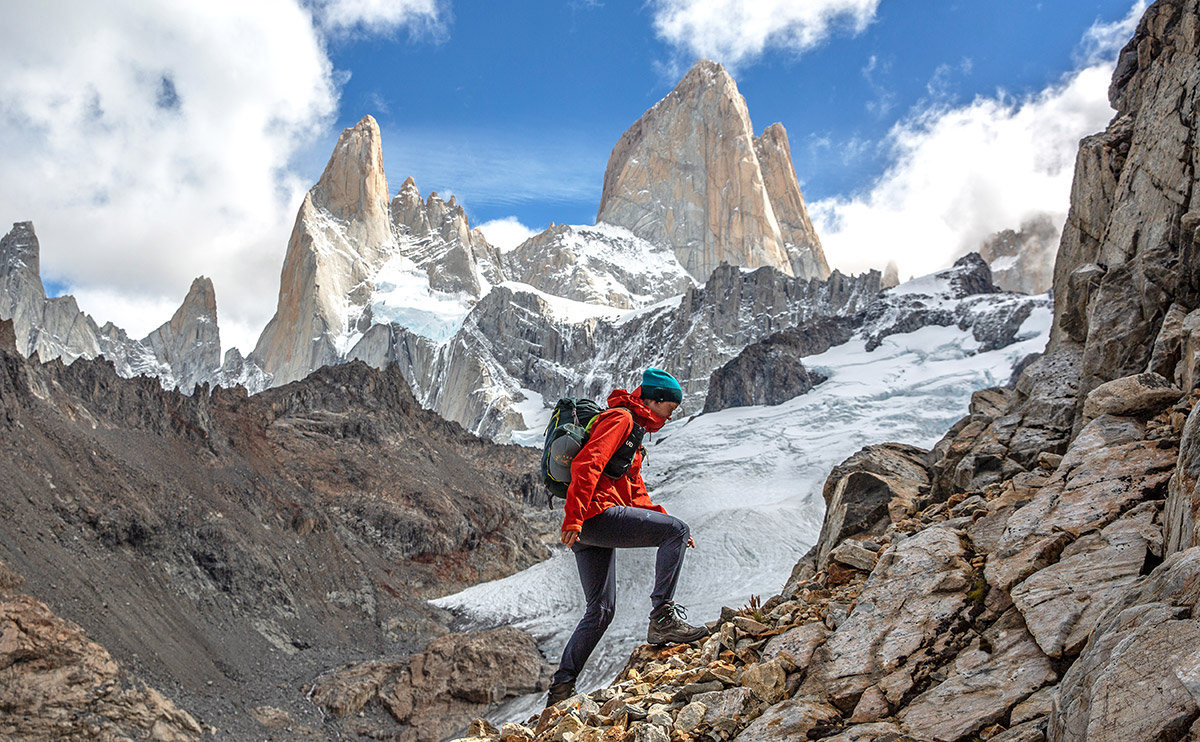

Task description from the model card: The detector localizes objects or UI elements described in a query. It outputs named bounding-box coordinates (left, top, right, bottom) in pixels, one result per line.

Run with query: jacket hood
left=608, top=387, right=668, bottom=432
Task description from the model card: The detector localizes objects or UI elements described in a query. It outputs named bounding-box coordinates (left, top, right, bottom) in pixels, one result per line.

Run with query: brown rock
left=760, top=622, right=829, bottom=668
left=848, top=685, right=889, bottom=723
left=732, top=696, right=840, bottom=742
left=897, top=609, right=1056, bottom=741
left=1080, top=371, right=1181, bottom=422
left=754, top=122, right=830, bottom=280
left=596, top=60, right=799, bottom=281
left=741, top=659, right=787, bottom=704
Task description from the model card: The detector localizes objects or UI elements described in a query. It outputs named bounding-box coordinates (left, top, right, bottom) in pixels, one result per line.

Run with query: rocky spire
left=0, top=221, right=101, bottom=363
left=251, top=115, right=397, bottom=387
left=390, top=176, right=503, bottom=297
left=596, top=60, right=803, bottom=281
left=140, top=276, right=222, bottom=392
left=754, top=123, right=830, bottom=280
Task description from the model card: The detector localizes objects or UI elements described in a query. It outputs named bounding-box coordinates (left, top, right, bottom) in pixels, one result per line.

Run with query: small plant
left=739, top=594, right=764, bottom=622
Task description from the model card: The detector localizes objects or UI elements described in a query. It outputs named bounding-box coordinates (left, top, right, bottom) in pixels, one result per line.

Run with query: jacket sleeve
left=562, top=409, right=631, bottom=532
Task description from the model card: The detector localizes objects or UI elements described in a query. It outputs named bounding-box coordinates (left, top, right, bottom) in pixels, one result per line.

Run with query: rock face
left=703, top=316, right=857, bottom=413
left=251, top=115, right=397, bottom=387
left=0, top=318, right=545, bottom=739
left=596, top=60, right=828, bottom=282
left=978, top=214, right=1059, bottom=295
left=502, top=223, right=695, bottom=309
left=391, top=176, right=502, bottom=298
left=309, top=627, right=550, bottom=741
left=0, top=221, right=102, bottom=364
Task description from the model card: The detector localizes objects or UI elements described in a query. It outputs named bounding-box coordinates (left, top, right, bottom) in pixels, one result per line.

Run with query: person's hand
left=687, top=537, right=696, bottom=549
left=561, top=529, right=579, bottom=548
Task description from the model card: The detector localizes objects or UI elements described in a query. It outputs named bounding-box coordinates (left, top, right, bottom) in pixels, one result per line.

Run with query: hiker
left=547, top=368, right=708, bottom=705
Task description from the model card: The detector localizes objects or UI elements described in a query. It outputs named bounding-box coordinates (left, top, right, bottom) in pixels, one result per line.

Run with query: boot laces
left=658, top=601, right=690, bottom=625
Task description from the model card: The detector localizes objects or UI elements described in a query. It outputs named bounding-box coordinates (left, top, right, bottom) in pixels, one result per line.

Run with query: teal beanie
left=640, top=367, right=683, bottom=404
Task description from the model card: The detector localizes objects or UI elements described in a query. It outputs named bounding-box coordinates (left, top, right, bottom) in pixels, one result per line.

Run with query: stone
left=1147, top=302, right=1188, bottom=380
left=732, top=697, right=840, bottom=742
left=674, top=701, right=706, bottom=733
left=760, top=622, right=829, bottom=667
left=1167, top=396, right=1200, bottom=554
left=547, top=714, right=585, bottom=742
left=1010, top=685, right=1056, bottom=725
left=310, top=660, right=404, bottom=718
left=1081, top=371, right=1181, bottom=422
left=817, top=722, right=906, bottom=742
left=741, top=659, right=787, bottom=704
left=249, top=706, right=292, bottom=729
left=897, top=609, right=1056, bottom=741
left=848, top=684, right=889, bottom=723
left=987, top=720, right=1046, bottom=742
left=625, top=722, right=670, bottom=742
left=1010, top=501, right=1160, bottom=658
left=596, top=60, right=809, bottom=282
left=801, top=524, right=974, bottom=708
left=811, top=443, right=931, bottom=571
left=829, top=540, right=879, bottom=571
left=733, top=616, right=769, bottom=635
left=1050, top=549, right=1200, bottom=742
left=500, top=722, right=535, bottom=742
left=985, top=415, right=1175, bottom=591
left=695, top=686, right=754, bottom=721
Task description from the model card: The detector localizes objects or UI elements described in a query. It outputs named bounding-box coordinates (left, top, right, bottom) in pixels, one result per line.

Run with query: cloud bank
left=0, top=0, right=439, bottom=356
left=810, top=3, right=1145, bottom=281
left=477, top=217, right=541, bottom=252
left=651, top=0, right=879, bottom=68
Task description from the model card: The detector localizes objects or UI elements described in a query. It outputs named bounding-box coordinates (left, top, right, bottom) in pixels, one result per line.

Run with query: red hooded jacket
left=562, top=387, right=669, bottom=533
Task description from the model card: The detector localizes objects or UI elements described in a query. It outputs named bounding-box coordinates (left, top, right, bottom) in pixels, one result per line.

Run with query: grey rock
left=897, top=609, right=1056, bottom=742
left=1080, top=371, right=1180, bottom=422
left=1010, top=501, right=1160, bottom=658
left=694, top=686, right=754, bottom=721
left=829, top=540, right=879, bottom=571
left=802, top=524, right=974, bottom=708
left=1049, top=548, right=1200, bottom=742
left=732, top=697, right=840, bottom=742
left=816, top=722, right=906, bottom=742
left=1146, top=302, right=1187, bottom=380
left=760, top=622, right=829, bottom=667
left=1010, top=685, right=1056, bottom=726
left=988, top=720, right=1046, bottom=742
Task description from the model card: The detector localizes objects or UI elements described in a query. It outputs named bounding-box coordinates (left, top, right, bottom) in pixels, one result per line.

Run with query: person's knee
left=584, top=597, right=616, bottom=629
left=670, top=516, right=690, bottom=542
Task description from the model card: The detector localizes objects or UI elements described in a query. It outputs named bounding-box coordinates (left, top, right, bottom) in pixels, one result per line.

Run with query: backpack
left=541, top=398, right=646, bottom=500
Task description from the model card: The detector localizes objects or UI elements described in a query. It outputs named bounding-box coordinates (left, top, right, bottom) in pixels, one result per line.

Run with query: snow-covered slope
left=432, top=275, right=1052, bottom=721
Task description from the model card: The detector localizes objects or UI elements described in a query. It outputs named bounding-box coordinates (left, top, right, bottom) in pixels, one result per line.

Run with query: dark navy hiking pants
left=552, top=506, right=691, bottom=685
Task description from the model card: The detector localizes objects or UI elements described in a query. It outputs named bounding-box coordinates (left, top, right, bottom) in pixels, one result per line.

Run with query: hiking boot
left=647, top=601, right=708, bottom=645
left=545, top=680, right=575, bottom=707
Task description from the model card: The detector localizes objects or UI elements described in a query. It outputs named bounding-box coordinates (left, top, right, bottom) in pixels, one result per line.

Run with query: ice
left=499, top=281, right=629, bottom=323
left=371, top=253, right=474, bottom=342
left=433, top=313, right=1050, bottom=723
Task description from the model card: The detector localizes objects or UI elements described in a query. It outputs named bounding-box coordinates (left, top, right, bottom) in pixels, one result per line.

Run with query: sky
left=0, top=0, right=1145, bottom=355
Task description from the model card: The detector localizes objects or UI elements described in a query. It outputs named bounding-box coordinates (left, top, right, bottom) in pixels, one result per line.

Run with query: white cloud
left=651, top=0, right=879, bottom=68
left=810, top=5, right=1144, bottom=281
left=477, top=217, right=541, bottom=252
left=0, top=1, right=432, bottom=357
left=312, top=0, right=444, bottom=36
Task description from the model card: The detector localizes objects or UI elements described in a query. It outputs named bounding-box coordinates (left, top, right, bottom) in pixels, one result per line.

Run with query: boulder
left=1049, top=549, right=1200, bottom=742
left=760, top=622, right=830, bottom=667
left=1167, top=394, right=1200, bottom=553
left=1146, top=302, right=1187, bottom=380
left=985, top=415, right=1175, bottom=591
left=732, top=697, right=840, bottom=742
left=1080, top=371, right=1180, bottom=422
left=810, top=443, right=931, bottom=570
left=801, top=524, right=974, bottom=709
left=1009, top=501, right=1161, bottom=658
left=897, top=609, right=1057, bottom=742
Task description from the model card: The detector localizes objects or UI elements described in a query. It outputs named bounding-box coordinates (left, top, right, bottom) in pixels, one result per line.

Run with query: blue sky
left=314, top=0, right=1138, bottom=230
left=0, top=0, right=1144, bottom=353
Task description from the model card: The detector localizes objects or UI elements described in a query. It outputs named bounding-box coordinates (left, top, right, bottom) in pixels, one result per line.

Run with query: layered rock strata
left=596, top=59, right=828, bottom=282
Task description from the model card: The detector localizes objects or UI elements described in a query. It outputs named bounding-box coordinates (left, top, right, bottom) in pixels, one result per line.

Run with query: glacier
left=432, top=298, right=1052, bottom=722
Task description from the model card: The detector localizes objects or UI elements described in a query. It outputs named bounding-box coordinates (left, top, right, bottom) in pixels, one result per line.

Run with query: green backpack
left=541, top=398, right=646, bottom=500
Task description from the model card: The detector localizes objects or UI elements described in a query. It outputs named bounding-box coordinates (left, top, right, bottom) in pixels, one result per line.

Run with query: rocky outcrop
left=251, top=115, right=397, bottom=387
left=0, top=318, right=546, bottom=738
left=703, top=316, right=857, bottom=413
left=0, top=564, right=204, bottom=741
left=502, top=223, right=695, bottom=309
left=978, top=214, right=1059, bottom=295
left=596, top=60, right=823, bottom=282
left=391, top=176, right=503, bottom=298
left=754, top=123, right=831, bottom=281
left=0, top=221, right=102, bottom=364
left=309, top=627, right=550, bottom=741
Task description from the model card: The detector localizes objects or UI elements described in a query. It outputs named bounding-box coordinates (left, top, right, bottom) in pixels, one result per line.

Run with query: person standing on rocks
left=547, top=368, right=708, bottom=705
